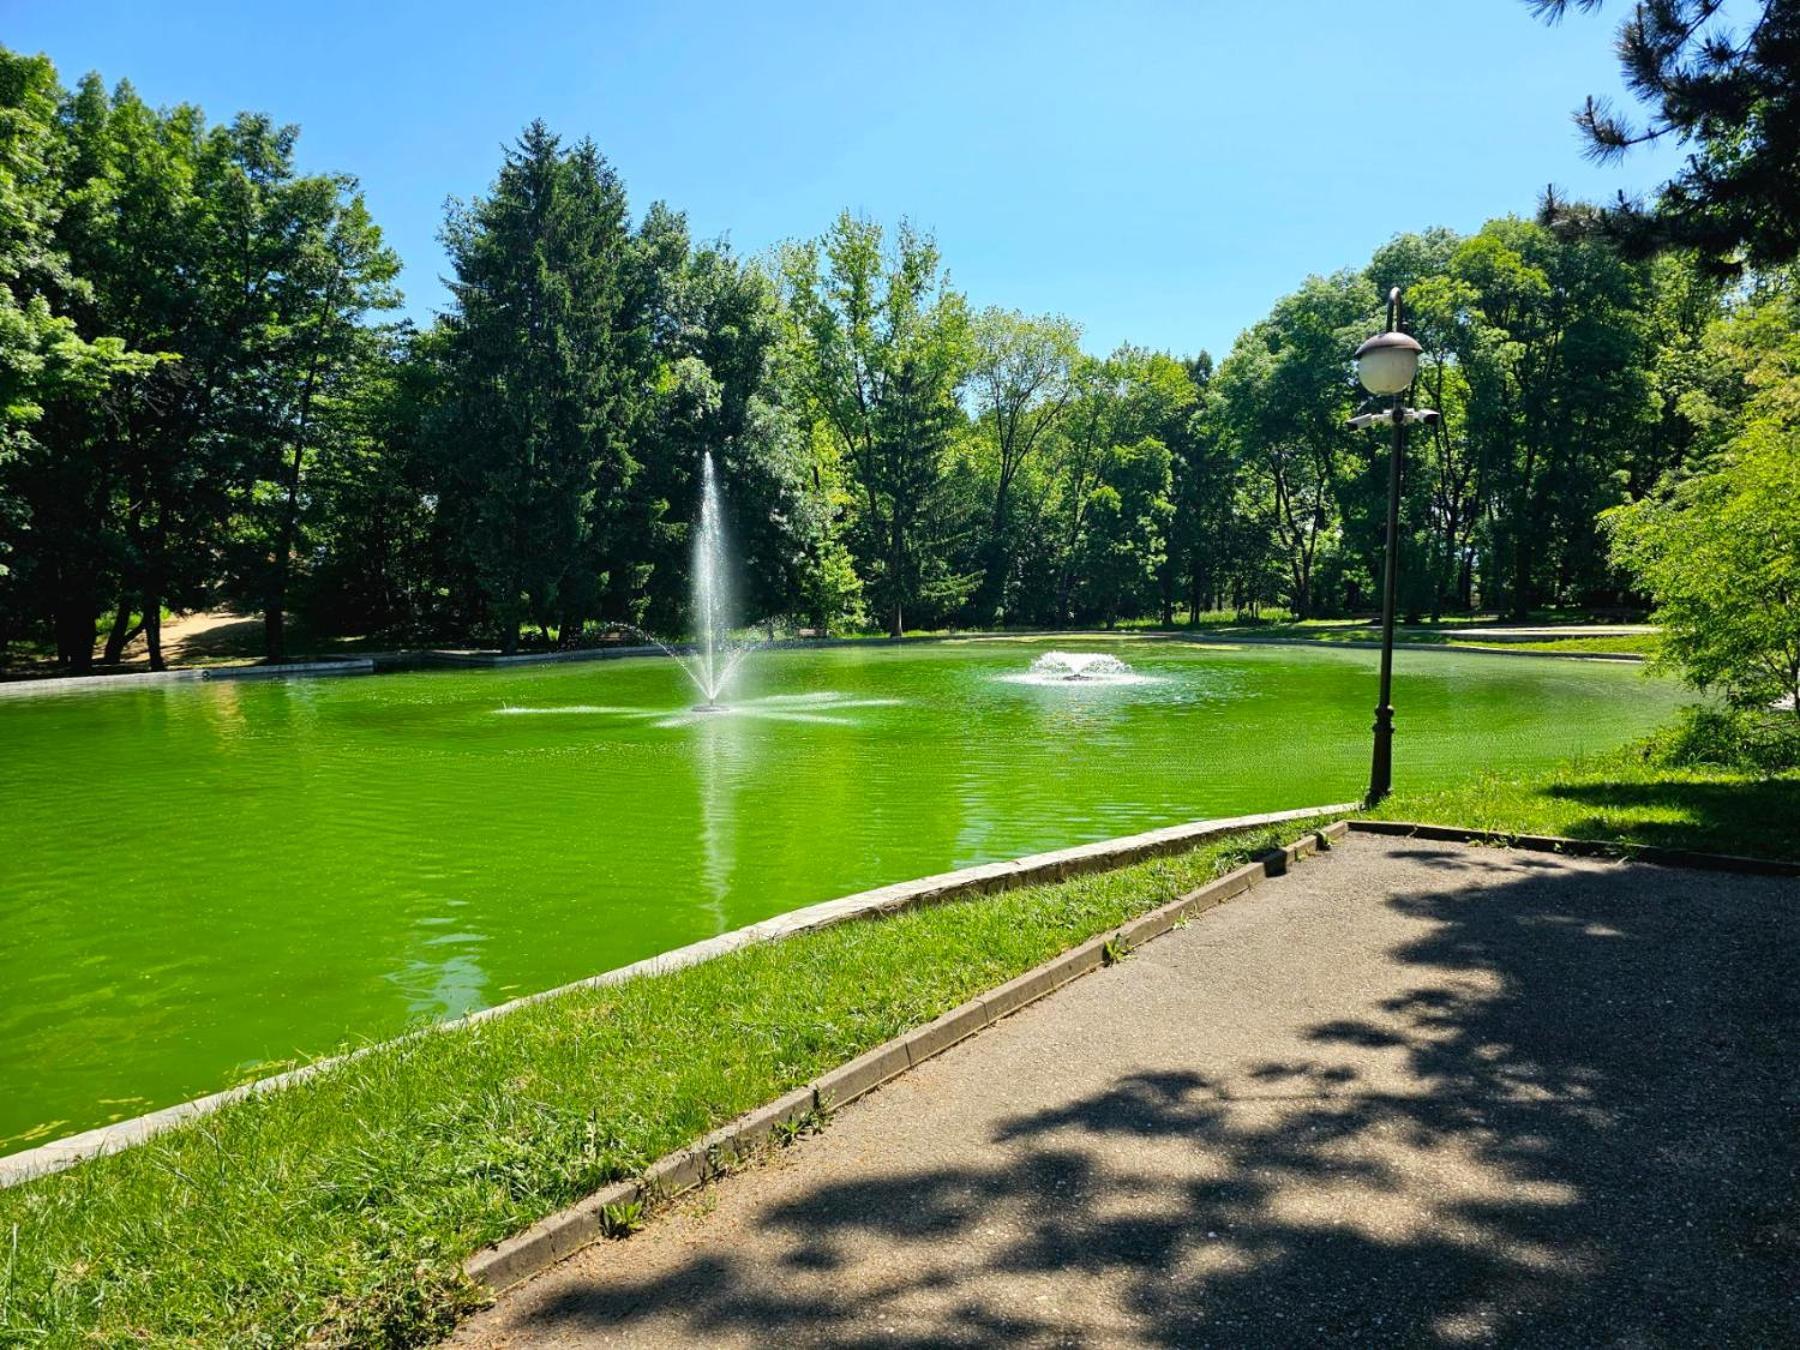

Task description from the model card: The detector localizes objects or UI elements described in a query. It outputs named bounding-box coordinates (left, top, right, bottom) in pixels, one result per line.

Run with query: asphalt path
left=458, top=834, right=1797, bottom=1348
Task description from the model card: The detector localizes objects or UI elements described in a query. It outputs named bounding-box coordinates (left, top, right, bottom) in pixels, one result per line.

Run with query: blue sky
left=7, top=0, right=1681, bottom=359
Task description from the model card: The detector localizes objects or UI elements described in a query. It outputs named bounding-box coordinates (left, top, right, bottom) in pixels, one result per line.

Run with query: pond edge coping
left=0, top=656, right=375, bottom=697
left=0, top=801, right=1357, bottom=1188
left=0, top=624, right=1646, bottom=694
left=461, top=819, right=1352, bottom=1295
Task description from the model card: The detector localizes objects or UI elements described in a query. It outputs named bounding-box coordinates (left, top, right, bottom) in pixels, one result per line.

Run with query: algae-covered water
left=0, top=637, right=1684, bottom=1153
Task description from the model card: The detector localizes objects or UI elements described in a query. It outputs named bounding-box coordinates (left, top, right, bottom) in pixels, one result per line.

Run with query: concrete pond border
left=0, top=801, right=1355, bottom=1187
left=0, top=621, right=1647, bottom=696
left=463, top=820, right=1351, bottom=1295
left=1349, top=819, right=1800, bottom=877
left=0, top=656, right=375, bottom=698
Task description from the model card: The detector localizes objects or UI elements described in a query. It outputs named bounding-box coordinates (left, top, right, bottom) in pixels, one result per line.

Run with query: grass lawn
left=1132, top=618, right=1663, bottom=659
left=0, top=817, right=1333, bottom=1348
left=1238, top=627, right=1658, bottom=658
left=1442, top=633, right=1661, bottom=657
left=1370, top=746, right=1800, bottom=862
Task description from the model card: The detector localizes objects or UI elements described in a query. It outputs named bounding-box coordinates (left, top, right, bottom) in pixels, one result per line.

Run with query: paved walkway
left=1425, top=624, right=1656, bottom=638
left=456, top=835, right=1797, bottom=1347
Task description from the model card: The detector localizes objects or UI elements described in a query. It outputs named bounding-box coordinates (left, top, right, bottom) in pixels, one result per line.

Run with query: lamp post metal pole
left=1368, top=286, right=1406, bottom=805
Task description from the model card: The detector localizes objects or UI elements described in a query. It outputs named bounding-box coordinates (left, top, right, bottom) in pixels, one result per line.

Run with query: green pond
left=0, top=636, right=1684, bottom=1155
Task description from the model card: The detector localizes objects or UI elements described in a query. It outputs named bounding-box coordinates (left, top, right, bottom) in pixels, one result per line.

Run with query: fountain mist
left=690, top=452, right=734, bottom=709
left=999, top=651, right=1155, bottom=687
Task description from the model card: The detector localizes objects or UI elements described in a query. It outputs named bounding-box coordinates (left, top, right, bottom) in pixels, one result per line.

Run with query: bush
left=1642, top=704, right=1800, bottom=773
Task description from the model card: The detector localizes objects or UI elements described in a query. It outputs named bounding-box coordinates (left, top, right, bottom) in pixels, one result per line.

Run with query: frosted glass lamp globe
left=1354, top=331, right=1423, bottom=396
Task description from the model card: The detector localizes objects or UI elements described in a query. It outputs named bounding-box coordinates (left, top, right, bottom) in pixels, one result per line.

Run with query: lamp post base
left=1368, top=705, right=1395, bottom=806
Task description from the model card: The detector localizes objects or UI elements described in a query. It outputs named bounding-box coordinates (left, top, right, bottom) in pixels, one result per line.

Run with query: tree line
left=0, top=42, right=1789, bottom=672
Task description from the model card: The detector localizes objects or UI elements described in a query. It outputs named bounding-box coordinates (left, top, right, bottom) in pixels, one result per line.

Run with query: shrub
left=1642, top=704, right=1800, bottom=773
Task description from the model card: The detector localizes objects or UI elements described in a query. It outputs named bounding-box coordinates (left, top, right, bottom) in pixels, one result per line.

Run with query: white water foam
left=999, top=651, right=1158, bottom=687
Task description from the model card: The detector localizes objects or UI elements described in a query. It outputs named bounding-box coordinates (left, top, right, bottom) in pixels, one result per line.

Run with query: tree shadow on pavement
left=516, top=852, right=1799, bottom=1346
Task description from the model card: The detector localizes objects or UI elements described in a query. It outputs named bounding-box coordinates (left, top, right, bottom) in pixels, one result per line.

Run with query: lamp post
left=1351, top=287, right=1432, bottom=805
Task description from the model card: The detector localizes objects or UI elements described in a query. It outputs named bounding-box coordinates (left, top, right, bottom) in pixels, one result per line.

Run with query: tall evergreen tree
left=1532, top=0, right=1800, bottom=275
left=439, top=122, right=645, bottom=653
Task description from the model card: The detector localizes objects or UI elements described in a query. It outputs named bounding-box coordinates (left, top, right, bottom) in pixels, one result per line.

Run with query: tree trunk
left=102, top=599, right=140, bottom=664
left=264, top=606, right=286, bottom=664
left=980, top=481, right=1011, bottom=624
left=56, top=598, right=96, bottom=675
left=144, top=595, right=164, bottom=672
left=888, top=519, right=905, bottom=638
left=1511, top=537, right=1533, bottom=620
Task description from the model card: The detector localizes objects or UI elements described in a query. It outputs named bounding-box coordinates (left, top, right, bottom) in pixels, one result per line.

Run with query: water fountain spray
left=689, top=452, right=733, bottom=711
left=549, top=452, right=755, bottom=710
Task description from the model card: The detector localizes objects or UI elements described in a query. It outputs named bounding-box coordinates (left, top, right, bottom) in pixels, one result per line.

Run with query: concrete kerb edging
left=463, top=820, right=1350, bottom=1295
left=416, top=629, right=1648, bottom=670
left=1349, top=819, right=1800, bottom=877
left=0, top=624, right=1638, bottom=695
left=0, top=801, right=1354, bottom=1188
left=0, top=656, right=374, bottom=698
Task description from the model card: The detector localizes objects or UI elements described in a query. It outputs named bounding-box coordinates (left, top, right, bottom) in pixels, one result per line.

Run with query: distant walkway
left=1430, top=623, right=1656, bottom=639
left=0, top=609, right=264, bottom=682
left=457, top=835, right=1796, bottom=1347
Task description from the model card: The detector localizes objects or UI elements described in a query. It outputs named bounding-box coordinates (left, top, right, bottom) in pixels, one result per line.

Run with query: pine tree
left=1533, top=0, right=1800, bottom=274
left=439, top=122, right=643, bottom=653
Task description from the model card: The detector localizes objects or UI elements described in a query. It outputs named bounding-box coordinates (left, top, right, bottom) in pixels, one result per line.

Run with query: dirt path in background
left=5, top=609, right=267, bottom=676
left=455, top=834, right=1797, bottom=1347
left=116, top=609, right=264, bottom=666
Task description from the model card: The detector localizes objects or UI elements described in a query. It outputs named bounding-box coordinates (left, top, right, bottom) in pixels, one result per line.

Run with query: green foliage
left=780, top=213, right=975, bottom=635
left=1533, top=1, right=1800, bottom=277
left=600, top=1199, right=646, bottom=1238
left=0, top=40, right=1788, bottom=666
left=1075, top=435, right=1173, bottom=627
left=1606, top=274, right=1800, bottom=715
left=1606, top=431, right=1800, bottom=711
left=437, top=122, right=645, bottom=653
left=1216, top=272, right=1374, bottom=619
left=1642, top=705, right=1800, bottom=774
left=967, top=307, right=1082, bottom=623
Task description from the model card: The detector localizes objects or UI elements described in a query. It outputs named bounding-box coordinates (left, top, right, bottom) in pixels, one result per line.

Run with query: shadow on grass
left=1543, top=775, right=1800, bottom=861
left=506, top=850, right=1798, bottom=1346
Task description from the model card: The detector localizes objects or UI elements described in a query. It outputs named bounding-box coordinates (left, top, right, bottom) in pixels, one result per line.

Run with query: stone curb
left=0, top=622, right=1648, bottom=694
left=811, top=1041, right=911, bottom=1111
left=464, top=821, right=1348, bottom=1295
left=204, top=658, right=375, bottom=681
left=0, top=657, right=374, bottom=698
left=1349, top=819, right=1800, bottom=877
